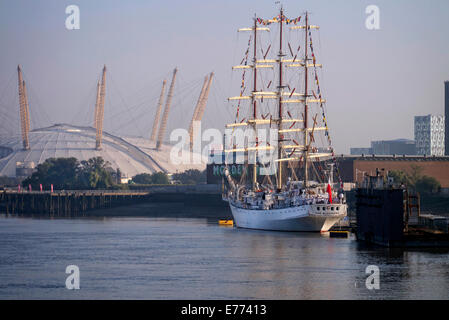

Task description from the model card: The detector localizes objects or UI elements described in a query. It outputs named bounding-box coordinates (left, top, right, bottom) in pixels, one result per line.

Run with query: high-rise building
left=445, top=81, right=449, bottom=155
left=415, top=115, right=445, bottom=156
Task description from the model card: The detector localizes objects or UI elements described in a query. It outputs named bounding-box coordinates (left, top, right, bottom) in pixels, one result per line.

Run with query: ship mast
left=303, top=11, right=309, bottom=188
left=252, top=16, right=258, bottom=190
left=277, top=7, right=284, bottom=190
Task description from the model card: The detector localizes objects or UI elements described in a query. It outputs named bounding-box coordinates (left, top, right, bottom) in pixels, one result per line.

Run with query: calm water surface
left=0, top=215, right=448, bottom=299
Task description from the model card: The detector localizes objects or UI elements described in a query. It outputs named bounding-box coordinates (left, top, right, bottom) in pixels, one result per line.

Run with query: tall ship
left=222, top=7, right=347, bottom=232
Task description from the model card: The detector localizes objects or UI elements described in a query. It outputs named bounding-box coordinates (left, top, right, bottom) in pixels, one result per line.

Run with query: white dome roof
left=0, top=124, right=205, bottom=178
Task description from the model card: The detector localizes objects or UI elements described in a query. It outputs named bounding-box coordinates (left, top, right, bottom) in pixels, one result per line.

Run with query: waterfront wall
left=0, top=184, right=230, bottom=218
left=0, top=191, right=149, bottom=216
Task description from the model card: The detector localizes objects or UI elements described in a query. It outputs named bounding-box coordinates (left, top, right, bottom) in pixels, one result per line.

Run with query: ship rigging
left=222, top=7, right=347, bottom=232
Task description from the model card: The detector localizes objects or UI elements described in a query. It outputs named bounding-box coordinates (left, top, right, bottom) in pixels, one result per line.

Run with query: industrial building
left=350, top=139, right=416, bottom=156
left=371, top=139, right=416, bottom=155
left=0, top=66, right=211, bottom=179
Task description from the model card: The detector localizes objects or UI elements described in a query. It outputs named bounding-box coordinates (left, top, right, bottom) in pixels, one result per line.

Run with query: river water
left=0, top=215, right=448, bottom=299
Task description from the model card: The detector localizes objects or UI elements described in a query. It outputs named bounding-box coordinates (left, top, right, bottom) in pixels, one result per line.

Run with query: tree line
left=22, top=157, right=117, bottom=190
left=4, top=156, right=208, bottom=190
left=388, top=165, right=441, bottom=194
left=130, top=169, right=206, bottom=185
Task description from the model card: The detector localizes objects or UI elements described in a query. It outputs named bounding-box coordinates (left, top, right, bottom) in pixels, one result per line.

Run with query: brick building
left=337, top=155, right=449, bottom=189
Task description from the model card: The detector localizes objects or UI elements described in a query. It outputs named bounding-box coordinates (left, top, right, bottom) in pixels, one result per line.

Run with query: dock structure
left=0, top=190, right=149, bottom=216
left=356, top=187, right=449, bottom=247
left=0, top=184, right=226, bottom=217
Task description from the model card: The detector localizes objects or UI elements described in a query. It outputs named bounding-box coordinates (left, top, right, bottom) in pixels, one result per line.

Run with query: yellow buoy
left=218, top=219, right=234, bottom=226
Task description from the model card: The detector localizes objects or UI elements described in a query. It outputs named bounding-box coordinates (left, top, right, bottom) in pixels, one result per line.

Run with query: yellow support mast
left=95, top=65, right=107, bottom=150
left=17, top=65, right=30, bottom=150
left=150, top=79, right=167, bottom=143
left=156, top=68, right=177, bottom=150
left=93, top=80, right=101, bottom=129
left=188, top=74, right=209, bottom=150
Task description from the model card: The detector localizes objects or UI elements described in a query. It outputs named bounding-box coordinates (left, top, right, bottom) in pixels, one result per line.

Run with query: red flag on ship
left=39, top=184, right=43, bottom=192
left=327, top=180, right=332, bottom=204
left=18, top=185, right=21, bottom=192
left=28, top=184, right=32, bottom=192
left=51, top=184, right=54, bottom=193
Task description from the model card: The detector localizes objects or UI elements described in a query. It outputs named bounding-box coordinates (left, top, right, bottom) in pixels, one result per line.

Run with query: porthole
left=331, top=207, right=334, bottom=211
left=337, top=207, right=340, bottom=211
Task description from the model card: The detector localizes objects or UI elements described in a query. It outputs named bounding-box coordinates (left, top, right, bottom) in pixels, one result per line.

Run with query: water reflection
left=0, top=216, right=448, bottom=299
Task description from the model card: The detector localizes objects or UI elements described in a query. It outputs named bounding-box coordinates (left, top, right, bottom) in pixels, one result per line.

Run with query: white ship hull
left=229, top=202, right=346, bottom=232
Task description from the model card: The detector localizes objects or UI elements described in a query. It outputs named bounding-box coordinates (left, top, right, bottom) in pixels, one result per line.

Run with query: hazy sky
left=0, top=0, right=448, bottom=153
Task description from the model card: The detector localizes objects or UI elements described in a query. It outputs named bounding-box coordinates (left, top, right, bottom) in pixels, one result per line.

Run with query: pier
left=0, top=190, right=150, bottom=216
left=0, top=184, right=229, bottom=217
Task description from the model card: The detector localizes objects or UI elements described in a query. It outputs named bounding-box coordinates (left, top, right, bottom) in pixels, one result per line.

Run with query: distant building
left=415, top=115, right=445, bottom=156
left=371, top=139, right=416, bottom=155
left=350, top=139, right=416, bottom=156
left=445, top=81, right=449, bottom=155
left=350, top=147, right=373, bottom=155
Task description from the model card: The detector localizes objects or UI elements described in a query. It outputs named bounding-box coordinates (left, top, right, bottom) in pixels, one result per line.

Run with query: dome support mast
left=95, top=65, right=107, bottom=150
left=17, top=65, right=30, bottom=150
left=156, top=68, right=177, bottom=150
left=150, top=79, right=167, bottom=143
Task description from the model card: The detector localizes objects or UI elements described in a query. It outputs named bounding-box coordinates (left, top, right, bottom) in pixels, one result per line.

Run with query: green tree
left=172, top=169, right=206, bottom=185
left=150, top=172, right=169, bottom=185
left=389, top=165, right=440, bottom=194
left=415, top=176, right=440, bottom=194
left=408, top=164, right=423, bottom=187
left=21, top=156, right=118, bottom=190
left=78, top=157, right=114, bottom=189
left=388, top=170, right=409, bottom=186
left=132, top=173, right=153, bottom=184
left=131, top=172, right=169, bottom=185
left=23, top=157, right=79, bottom=190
